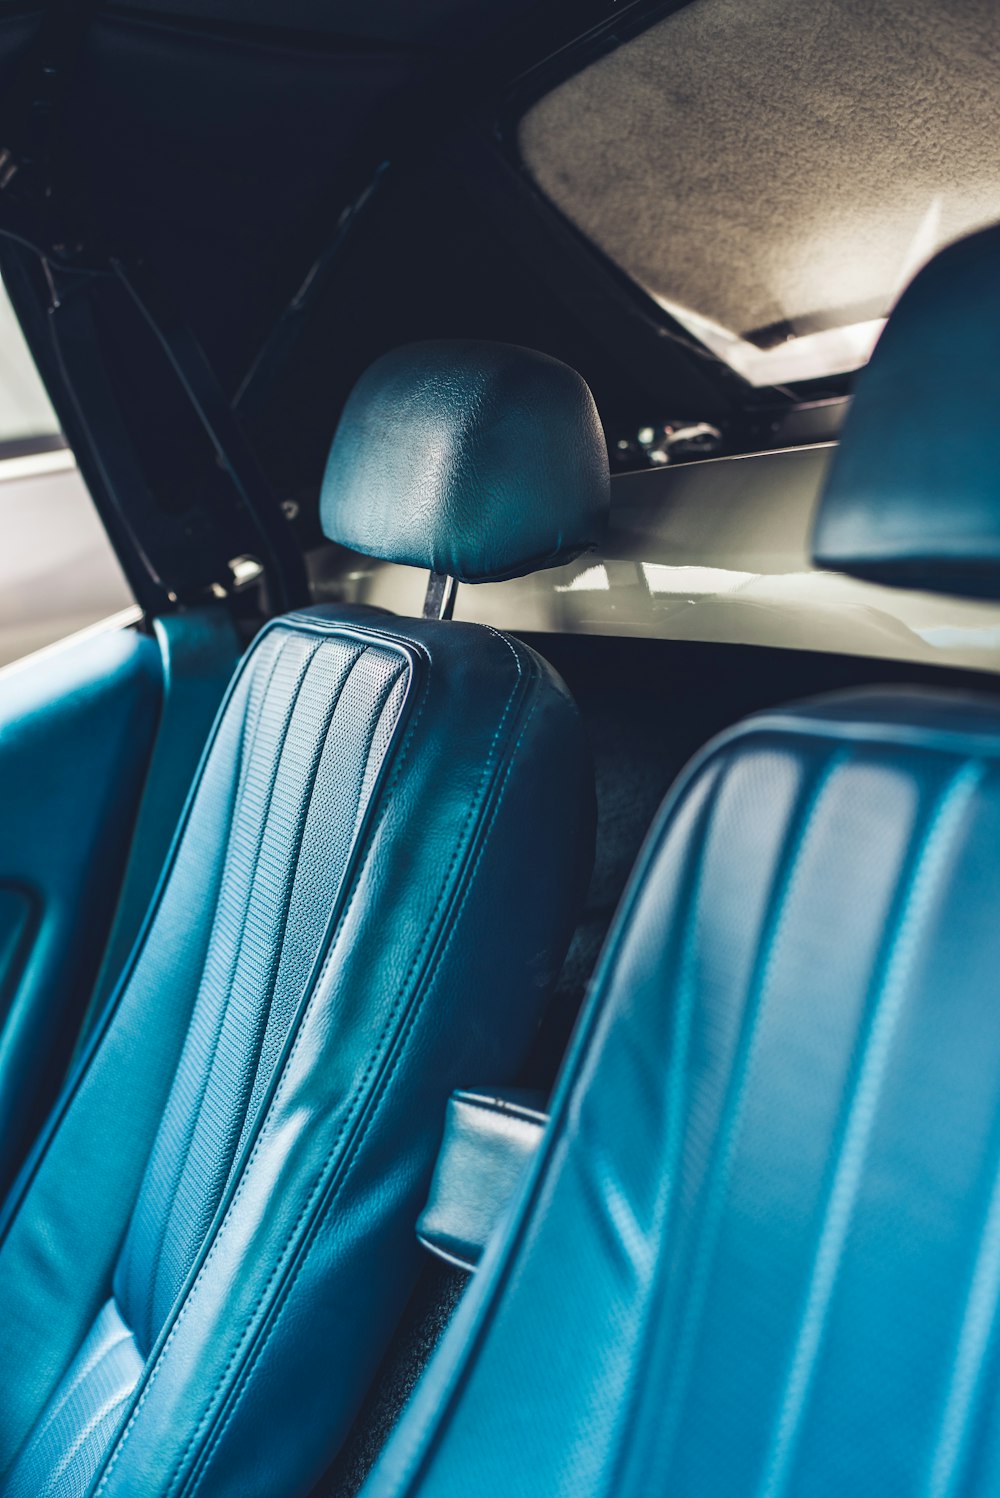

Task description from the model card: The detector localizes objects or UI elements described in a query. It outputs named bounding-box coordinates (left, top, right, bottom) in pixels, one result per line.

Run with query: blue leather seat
left=361, top=227, right=1000, bottom=1498
left=0, top=342, right=607, bottom=1498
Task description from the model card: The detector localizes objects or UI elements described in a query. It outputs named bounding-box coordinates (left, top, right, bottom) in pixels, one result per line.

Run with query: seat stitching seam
left=286, top=614, right=524, bottom=679
left=350, top=673, right=410, bottom=844
left=120, top=628, right=286, bottom=1340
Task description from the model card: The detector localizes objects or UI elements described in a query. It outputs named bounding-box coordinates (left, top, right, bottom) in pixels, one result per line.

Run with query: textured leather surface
left=814, top=224, right=1000, bottom=597
left=83, top=606, right=242, bottom=1031
left=417, top=1090, right=547, bottom=1271
left=5, top=1300, right=144, bottom=1498
left=321, top=342, right=610, bottom=583
left=0, top=604, right=592, bottom=1498
left=364, top=686, right=1000, bottom=1498
left=0, top=627, right=161, bottom=1199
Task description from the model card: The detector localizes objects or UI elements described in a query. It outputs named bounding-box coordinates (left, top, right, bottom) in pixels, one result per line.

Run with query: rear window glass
left=0, top=280, right=135, bottom=669
left=0, top=279, right=60, bottom=449
left=519, top=0, right=1000, bottom=387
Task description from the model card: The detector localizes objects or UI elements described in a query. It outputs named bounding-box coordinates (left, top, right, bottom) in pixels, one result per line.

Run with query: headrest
left=321, top=341, right=609, bottom=584
left=813, top=223, right=1000, bottom=599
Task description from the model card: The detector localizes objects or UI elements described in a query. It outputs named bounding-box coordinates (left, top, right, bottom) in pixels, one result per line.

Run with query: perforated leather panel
left=5, top=1301, right=143, bottom=1498
left=116, top=629, right=407, bottom=1349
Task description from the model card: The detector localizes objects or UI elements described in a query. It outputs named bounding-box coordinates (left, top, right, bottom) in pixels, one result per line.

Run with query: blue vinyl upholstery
left=8, top=1301, right=145, bottom=1498
left=364, top=687, right=1000, bottom=1498
left=813, top=222, right=1000, bottom=598
left=0, top=627, right=161, bottom=1197
left=0, top=606, right=591, bottom=1498
left=321, top=341, right=609, bottom=582
left=416, top=1089, right=548, bottom=1271
left=82, top=606, right=242, bottom=1030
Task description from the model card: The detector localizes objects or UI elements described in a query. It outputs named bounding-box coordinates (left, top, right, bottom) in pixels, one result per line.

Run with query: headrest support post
left=423, top=572, right=458, bottom=621
left=321, top=341, right=610, bottom=586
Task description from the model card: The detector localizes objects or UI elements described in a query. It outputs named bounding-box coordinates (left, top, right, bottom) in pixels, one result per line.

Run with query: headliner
left=520, top=0, right=1000, bottom=356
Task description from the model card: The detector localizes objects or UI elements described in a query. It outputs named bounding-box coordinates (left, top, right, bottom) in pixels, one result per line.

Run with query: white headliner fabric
left=520, top=0, right=1000, bottom=344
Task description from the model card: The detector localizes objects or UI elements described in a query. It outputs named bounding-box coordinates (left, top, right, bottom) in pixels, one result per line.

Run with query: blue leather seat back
left=365, top=688, right=1000, bottom=1498
left=0, top=606, right=591, bottom=1498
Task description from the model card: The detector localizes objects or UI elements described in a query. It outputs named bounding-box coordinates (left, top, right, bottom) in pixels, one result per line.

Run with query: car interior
left=0, top=1, right=999, bottom=1495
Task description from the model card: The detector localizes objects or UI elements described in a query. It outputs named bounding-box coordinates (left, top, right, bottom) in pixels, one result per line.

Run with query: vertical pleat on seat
left=114, top=632, right=403, bottom=1350
left=364, top=689, right=1000, bottom=1498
